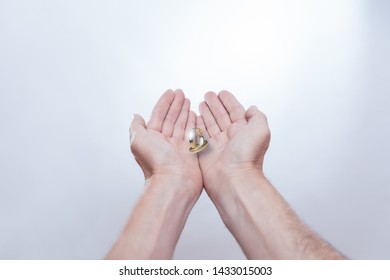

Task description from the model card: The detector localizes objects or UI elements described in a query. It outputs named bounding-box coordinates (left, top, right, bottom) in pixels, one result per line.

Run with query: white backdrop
left=0, top=0, right=389, bottom=259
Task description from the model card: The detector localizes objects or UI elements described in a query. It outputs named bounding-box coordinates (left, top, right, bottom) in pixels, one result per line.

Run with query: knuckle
left=214, top=108, right=228, bottom=119
left=175, top=120, right=186, bottom=130
left=165, top=110, right=180, bottom=123
left=230, top=104, right=244, bottom=115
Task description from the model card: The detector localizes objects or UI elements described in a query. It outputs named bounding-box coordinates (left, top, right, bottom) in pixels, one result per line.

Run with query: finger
left=172, top=98, right=190, bottom=140
left=218, top=90, right=246, bottom=123
left=185, top=110, right=197, bottom=141
left=245, top=105, right=268, bottom=124
left=130, top=114, right=146, bottom=135
left=196, top=115, right=210, bottom=139
left=204, top=91, right=231, bottom=131
left=147, top=89, right=175, bottom=132
left=130, top=114, right=146, bottom=150
left=161, top=89, right=185, bottom=137
left=199, top=101, right=220, bottom=138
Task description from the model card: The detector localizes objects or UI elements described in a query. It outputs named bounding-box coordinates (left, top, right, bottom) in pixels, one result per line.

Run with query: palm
left=198, top=123, right=241, bottom=170
left=147, top=130, right=202, bottom=186
left=201, top=120, right=265, bottom=178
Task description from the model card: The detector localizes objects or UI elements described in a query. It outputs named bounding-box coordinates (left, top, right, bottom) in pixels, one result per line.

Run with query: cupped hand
left=130, top=89, right=202, bottom=195
left=197, top=91, right=270, bottom=197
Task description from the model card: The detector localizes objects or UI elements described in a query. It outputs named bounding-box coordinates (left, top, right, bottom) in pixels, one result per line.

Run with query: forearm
left=106, top=175, right=199, bottom=259
left=209, top=168, right=345, bottom=259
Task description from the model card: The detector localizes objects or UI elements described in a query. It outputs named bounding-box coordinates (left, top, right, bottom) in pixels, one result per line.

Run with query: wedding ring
left=188, top=128, right=208, bottom=154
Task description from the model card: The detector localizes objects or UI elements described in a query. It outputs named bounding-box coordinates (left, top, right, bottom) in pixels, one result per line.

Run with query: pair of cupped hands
left=130, top=89, right=270, bottom=201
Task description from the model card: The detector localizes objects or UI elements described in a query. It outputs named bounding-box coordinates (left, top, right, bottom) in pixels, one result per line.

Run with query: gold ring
left=188, top=127, right=208, bottom=154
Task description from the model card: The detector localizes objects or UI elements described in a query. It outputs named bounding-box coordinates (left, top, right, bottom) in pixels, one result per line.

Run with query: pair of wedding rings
left=188, top=128, right=208, bottom=154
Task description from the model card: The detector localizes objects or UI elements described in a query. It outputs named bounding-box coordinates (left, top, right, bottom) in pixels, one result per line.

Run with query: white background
left=0, top=0, right=389, bottom=259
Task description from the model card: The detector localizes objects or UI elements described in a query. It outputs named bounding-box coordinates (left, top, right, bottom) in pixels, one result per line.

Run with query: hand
left=130, top=89, right=202, bottom=196
left=197, top=91, right=270, bottom=198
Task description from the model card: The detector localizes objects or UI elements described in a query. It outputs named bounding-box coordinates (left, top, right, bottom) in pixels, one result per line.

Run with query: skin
left=106, top=89, right=345, bottom=260
left=106, top=89, right=202, bottom=259
left=198, top=91, right=345, bottom=259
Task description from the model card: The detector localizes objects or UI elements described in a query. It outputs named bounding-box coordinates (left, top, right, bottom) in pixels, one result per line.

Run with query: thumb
left=130, top=114, right=146, bottom=140
left=245, top=105, right=267, bottom=124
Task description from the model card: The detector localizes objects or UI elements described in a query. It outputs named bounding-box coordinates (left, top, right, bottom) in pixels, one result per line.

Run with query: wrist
left=204, top=164, right=266, bottom=200
left=205, top=166, right=271, bottom=227
left=145, top=173, right=202, bottom=205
